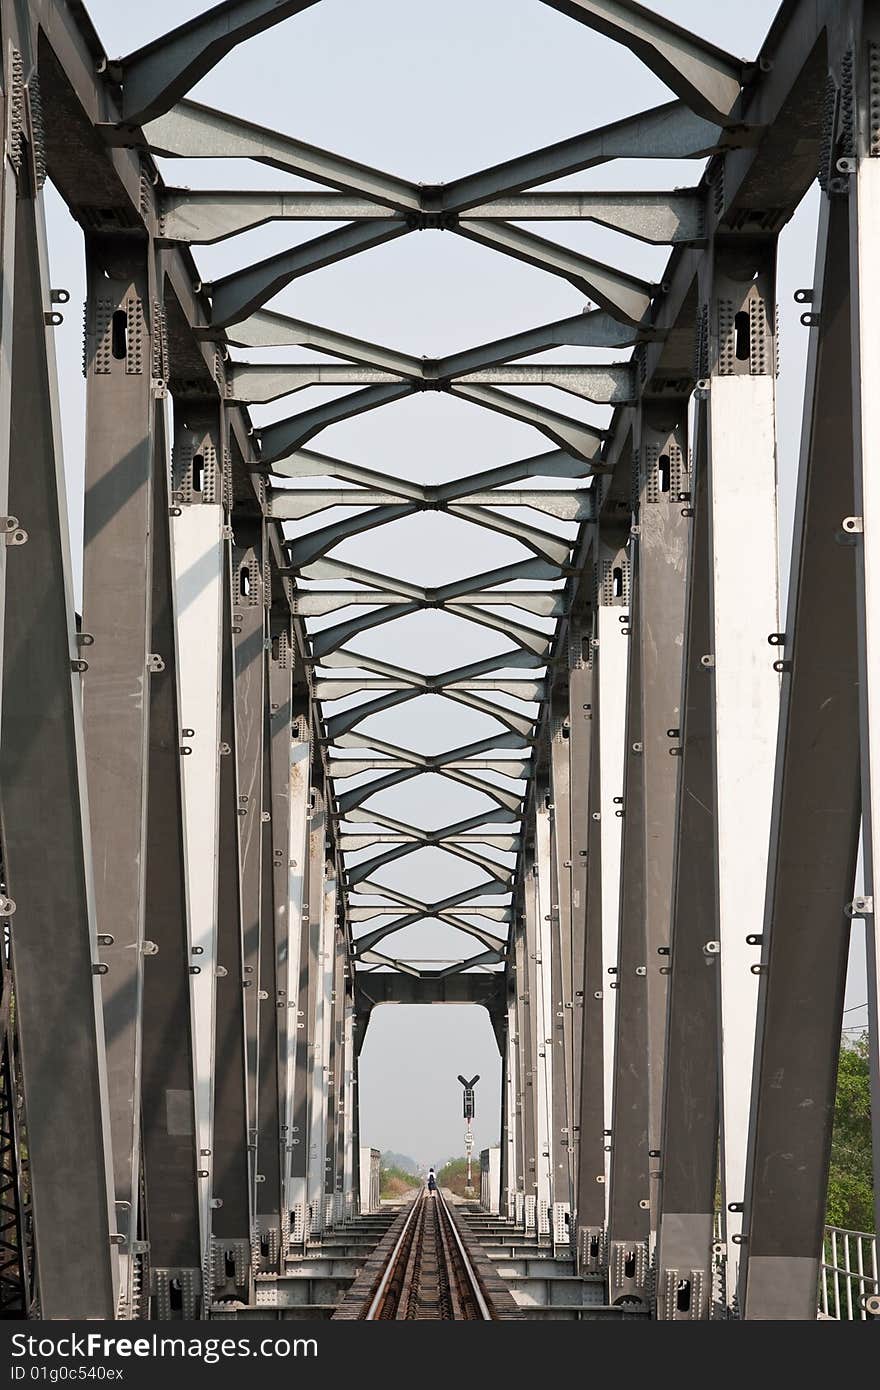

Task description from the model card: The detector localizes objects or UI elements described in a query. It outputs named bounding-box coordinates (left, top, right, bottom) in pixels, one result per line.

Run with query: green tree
left=437, top=1158, right=470, bottom=1197
left=826, top=1032, right=874, bottom=1233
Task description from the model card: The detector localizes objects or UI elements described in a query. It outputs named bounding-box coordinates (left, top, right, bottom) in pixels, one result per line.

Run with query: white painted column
left=173, top=498, right=224, bottom=1272
left=850, top=99, right=880, bottom=1241
left=705, top=252, right=780, bottom=1299
left=596, top=586, right=630, bottom=1216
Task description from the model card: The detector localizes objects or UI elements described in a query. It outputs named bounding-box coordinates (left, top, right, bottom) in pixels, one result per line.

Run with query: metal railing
left=819, top=1226, right=878, bottom=1319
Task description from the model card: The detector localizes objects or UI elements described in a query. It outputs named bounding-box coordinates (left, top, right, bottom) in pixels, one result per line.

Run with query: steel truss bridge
left=0, top=0, right=878, bottom=1324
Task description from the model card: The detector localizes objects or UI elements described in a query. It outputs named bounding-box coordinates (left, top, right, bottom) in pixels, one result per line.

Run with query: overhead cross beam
left=227, top=361, right=636, bottom=406
left=159, top=187, right=704, bottom=246
left=256, top=380, right=605, bottom=464
left=220, top=304, right=648, bottom=365
left=117, top=0, right=741, bottom=138
left=135, top=97, right=732, bottom=340
left=317, top=647, right=544, bottom=741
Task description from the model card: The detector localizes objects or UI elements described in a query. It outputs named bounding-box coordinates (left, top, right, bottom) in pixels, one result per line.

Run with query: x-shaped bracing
left=108, top=0, right=751, bottom=980
left=296, top=558, right=565, bottom=661
left=137, top=97, right=735, bottom=330
left=339, top=807, right=517, bottom=891
left=274, top=442, right=592, bottom=567
left=317, top=647, right=544, bottom=742
left=332, top=731, right=526, bottom=817
left=349, top=882, right=512, bottom=958
left=117, top=0, right=746, bottom=128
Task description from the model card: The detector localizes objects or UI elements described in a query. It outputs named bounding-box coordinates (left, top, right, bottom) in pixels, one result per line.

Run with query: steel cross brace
left=339, top=807, right=519, bottom=885
left=223, top=305, right=648, bottom=367
left=139, top=96, right=729, bottom=219
left=317, top=646, right=543, bottom=740
left=227, top=361, right=636, bottom=407
left=159, top=186, right=704, bottom=247
left=297, top=560, right=561, bottom=661
left=256, top=378, right=606, bottom=465
left=538, top=1, right=745, bottom=123
left=116, top=0, right=743, bottom=128
left=281, top=499, right=577, bottom=569
left=350, top=879, right=512, bottom=930
left=332, top=731, right=528, bottom=817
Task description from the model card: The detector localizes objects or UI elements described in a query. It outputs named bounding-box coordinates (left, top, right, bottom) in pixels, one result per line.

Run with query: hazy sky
left=44, top=1, right=867, bottom=1167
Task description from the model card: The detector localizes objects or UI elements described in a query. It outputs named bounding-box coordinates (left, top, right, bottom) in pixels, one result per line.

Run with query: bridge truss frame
left=0, top=0, right=877, bottom=1322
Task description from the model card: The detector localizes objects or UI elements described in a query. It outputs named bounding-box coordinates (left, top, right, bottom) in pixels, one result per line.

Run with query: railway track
left=365, top=1189, right=494, bottom=1321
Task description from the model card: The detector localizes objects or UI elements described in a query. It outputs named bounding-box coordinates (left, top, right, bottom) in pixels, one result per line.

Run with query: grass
left=379, top=1163, right=419, bottom=1199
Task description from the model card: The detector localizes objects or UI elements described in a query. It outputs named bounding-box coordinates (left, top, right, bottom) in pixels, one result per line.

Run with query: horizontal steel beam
left=227, top=361, right=635, bottom=405
left=159, top=187, right=704, bottom=246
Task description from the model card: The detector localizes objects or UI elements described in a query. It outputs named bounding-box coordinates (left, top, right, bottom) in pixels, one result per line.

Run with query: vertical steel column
left=281, top=695, right=310, bottom=1243
left=550, top=693, right=575, bottom=1239
left=209, top=541, right=252, bottom=1303
left=847, top=8, right=880, bottom=1243
left=0, top=25, right=22, bottom=697
left=328, top=921, right=347, bottom=1221
left=140, top=386, right=201, bottom=1319
left=607, top=554, right=650, bottom=1308
left=704, top=241, right=781, bottom=1305
left=655, top=404, right=718, bottom=1321
left=287, top=737, right=318, bottom=1248
left=303, top=776, right=328, bottom=1235
left=502, top=973, right=519, bottom=1218
left=533, top=789, right=557, bottom=1236
left=522, top=856, right=550, bottom=1229
left=262, top=623, right=296, bottom=1265
left=740, top=192, right=860, bottom=1317
left=0, top=163, right=117, bottom=1321
left=231, top=521, right=266, bottom=1215
left=171, top=410, right=226, bottom=1292
left=254, top=640, right=282, bottom=1273
left=81, top=233, right=160, bottom=1293
left=567, top=617, right=592, bottom=1190
left=322, top=918, right=339, bottom=1214
left=573, top=614, right=606, bottom=1273
left=595, top=534, right=630, bottom=1214
left=307, top=854, right=336, bottom=1233
left=350, top=1021, right=363, bottom=1215
left=341, top=969, right=356, bottom=1219
left=636, top=402, right=690, bottom=1240
left=512, top=913, right=535, bottom=1226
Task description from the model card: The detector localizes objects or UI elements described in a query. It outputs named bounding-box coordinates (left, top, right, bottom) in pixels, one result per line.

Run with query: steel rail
left=435, top=1190, right=494, bottom=1321
left=363, top=1191, right=423, bottom=1320
left=365, top=1189, right=493, bottom=1320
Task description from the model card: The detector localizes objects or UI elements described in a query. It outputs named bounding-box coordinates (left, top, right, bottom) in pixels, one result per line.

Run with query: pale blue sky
left=44, top=1, right=866, bottom=1166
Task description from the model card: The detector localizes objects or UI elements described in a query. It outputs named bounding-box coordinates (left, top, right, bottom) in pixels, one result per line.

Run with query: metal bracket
left=845, top=896, right=873, bottom=919
left=1, top=517, right=27, bottom=546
